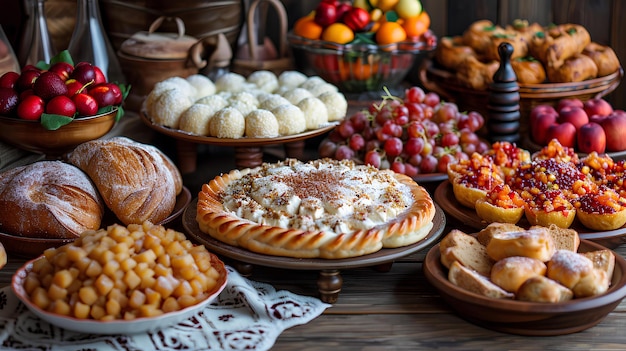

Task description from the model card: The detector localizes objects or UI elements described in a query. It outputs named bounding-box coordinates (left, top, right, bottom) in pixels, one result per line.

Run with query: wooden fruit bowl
left=423, top=239, right=626, bottom=336
left=0, top=108, right=118, bottom=158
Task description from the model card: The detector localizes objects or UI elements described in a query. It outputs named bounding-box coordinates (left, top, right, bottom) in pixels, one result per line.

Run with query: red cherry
left=45, top=95, right=76, bottom=117
left=0, top=71, right=20, bottom=89
left=88, top=84, right=116, bottom=107
left=17, top=95, right=45, bottom=120
left=48, top=62, right=74, bottom=81
left=93, top=66, right=106, bottom=84
left=106, top=83, right=123, bottom=105
left=72, top=93, right=98, bottom=116
left=65, top=79, right=84, bottom=97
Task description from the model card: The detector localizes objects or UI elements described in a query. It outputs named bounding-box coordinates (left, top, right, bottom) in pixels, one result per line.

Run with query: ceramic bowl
left=0, top=108, right=118, bottom=157
left=12, top=251, right=228, bottom=334
left=288, top=31, right=436, bottom=93
left=423, top=239, right=626, bottom=336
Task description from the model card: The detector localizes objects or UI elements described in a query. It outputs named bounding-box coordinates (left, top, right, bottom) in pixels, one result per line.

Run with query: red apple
left=558, top=106, right=589, bottom=130
left=601, top=115, right=626, bottom=151
left=547, top=122, right=577, bottom=148
left=589, top=115, right=607, bottom=124
left=583, top=98, right=613, bottom=118
left=577, top=122, right=606, bottom=154
left=531, top=111, right=558, bottom=145
left=530, top=104, right=557, bottom=122
left=557, top=98, right=584, bottom=111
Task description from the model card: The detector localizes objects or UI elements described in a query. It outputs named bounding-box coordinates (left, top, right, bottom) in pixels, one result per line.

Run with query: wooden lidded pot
left=117, top=16, right=205, bottom=111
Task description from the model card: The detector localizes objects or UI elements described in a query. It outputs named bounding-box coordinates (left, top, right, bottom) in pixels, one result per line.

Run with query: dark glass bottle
left=67, top=0, right=125, bottom=83
left=18, top=0, right=56, bottom=67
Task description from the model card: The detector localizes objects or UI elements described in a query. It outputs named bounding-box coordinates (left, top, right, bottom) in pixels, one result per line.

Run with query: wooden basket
left=418, top=58, right=623, bottom=137
left=232, top=0, right=293, bottom=77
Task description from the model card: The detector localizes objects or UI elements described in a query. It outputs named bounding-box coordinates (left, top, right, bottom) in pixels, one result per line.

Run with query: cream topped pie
left=196, top=158, right=436, bottom=259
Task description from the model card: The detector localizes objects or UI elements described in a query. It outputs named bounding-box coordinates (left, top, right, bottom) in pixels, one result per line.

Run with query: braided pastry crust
left=196, top=159, right=436, bottom=259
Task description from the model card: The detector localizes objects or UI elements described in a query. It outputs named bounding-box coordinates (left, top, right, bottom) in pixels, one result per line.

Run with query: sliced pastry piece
left=448, top=261, right=514, bottom=299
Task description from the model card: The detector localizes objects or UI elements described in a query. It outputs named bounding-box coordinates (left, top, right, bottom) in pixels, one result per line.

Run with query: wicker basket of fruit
left=289, top=0, right=437, bottom=93
left=0, top=51, right=129, bottom=157
left=419, top=20, right=623, bottom=136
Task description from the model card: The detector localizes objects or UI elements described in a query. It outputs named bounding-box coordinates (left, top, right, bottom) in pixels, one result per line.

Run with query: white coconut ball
left=307, top=82, right=338, bottom=97
left=196, top=94, right=229, bottom=111
left=157, top=76, right=197, bottom=98
left=282, top=87, right=313, bottom=105
left=178, top=103, right=218, bottom=136
left=148, top=88, right=194, bottom=128
left=259, top=94, right=291, bottom=111
left=186, top=74, right=216, bottom=100
left=278, top=70, right=308, bottom=88
left=209, top=107, right=246, bottom=138
left=215, top=72, right=246, bottom=93
left=272, top=104, right=307, bottom=135
left=299, top=76, right=327, bottom=91
left=245, top=109, right=279, bottom=137
left=297, top=97, right=328, bottom=130
left=318, top=91, right=348, bottom=122
left=247, top=70, right=279, bottom=93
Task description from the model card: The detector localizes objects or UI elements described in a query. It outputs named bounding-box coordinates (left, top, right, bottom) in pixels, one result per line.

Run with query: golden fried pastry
left=530, top=24, right=591, bottom=68
left=455, top=55, right=500, bottom=90
left=546, top=53, right=598, bottom=83
left=462, top=20, right=504, bottom=54
left=507, top=19, right=544, bottom=42
left=482, top=30, right=529, bottom=62
left=511, top=57, right=547, bottom=84
left=435, top=36, right=476, bottom=70
left=583, top=42, right=621, bottom=77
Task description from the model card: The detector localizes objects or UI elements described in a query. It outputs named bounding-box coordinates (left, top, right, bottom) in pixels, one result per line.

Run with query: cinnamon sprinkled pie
left=196, top=159, right=436, bottom=259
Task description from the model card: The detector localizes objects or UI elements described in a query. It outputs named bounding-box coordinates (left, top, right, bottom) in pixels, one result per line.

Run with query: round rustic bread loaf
left=0, top=161, right=104, bottom=239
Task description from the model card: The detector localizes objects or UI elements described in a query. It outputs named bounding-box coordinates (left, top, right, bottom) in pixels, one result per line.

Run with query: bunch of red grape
left=319, top=86, right=489, bottom=176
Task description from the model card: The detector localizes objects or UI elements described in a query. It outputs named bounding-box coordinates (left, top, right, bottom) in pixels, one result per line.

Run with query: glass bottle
left=67, top=0, right=125, bottom=83
left=0, top=25, right=20, bottom=75
left=18, top=0, right=56, bottom=67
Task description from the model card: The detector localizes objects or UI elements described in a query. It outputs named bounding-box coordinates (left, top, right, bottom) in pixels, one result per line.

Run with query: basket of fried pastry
left=447, top=139, right=626, bottom=232
left=418, top=20, right=622, bottom=120
left=440, top=223, right=620, bottom=302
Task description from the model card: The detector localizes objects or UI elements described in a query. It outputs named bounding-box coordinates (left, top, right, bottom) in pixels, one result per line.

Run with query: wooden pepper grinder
left=487, top=42, right=520, bottom=143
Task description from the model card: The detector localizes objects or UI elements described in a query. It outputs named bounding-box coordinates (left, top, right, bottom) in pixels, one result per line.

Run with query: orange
left=375, top=21, right=407, bottom=45
left=402, top=11, right=430, bottom=38
left=293, top=16, right=323, bottom=40
left=375, top=0, right=399, bottom=11
left=322, top=23, right=355, bottom=44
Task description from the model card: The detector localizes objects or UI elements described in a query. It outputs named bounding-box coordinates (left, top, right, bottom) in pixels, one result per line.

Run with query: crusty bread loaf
left=486, top=227, right=556, bottom=262
left=448, top=261, right=514, bottom=299
left=516, top=275, right=574, bottom=303
left=535, top=224, right=580, bottom=252
left=0, top=161, right=104, bottom=239
left=490, top=256, right=547, bottom=293
left=68, top=137, right=183, bottom=225
left=439, top=229, right=494, bottom=276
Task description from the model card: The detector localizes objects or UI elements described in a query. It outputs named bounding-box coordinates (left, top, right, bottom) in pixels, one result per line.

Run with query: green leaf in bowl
left=40, top=113, right=74, bottom=130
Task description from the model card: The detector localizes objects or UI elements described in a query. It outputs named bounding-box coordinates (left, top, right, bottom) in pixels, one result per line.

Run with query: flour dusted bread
left=0, top=161, right=104, bottom=239
left=490, top=256, right=547, bottom=293
left=68, top=137, right=183, bottom=225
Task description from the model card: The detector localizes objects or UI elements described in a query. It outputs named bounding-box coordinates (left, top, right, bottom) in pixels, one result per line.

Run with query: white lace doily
left=0, top=266, right=331, bottom=351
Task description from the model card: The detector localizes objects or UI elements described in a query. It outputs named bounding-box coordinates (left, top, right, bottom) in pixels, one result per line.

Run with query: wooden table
left=3, top=230, right=626, bottom=350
